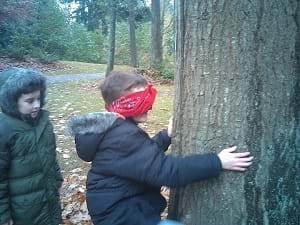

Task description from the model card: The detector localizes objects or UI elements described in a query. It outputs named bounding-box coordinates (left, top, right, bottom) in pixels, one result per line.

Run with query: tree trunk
left=161, top=0, right=165, bottom=31
left=168, top=0, right=300, bottom=225
left=105, top=1, right=116, bottom=77
left=87, top=1, right=94, bottom=31
left=128, top=0, right=138, bottom=68
left=151, top=0, right=162, bottom=69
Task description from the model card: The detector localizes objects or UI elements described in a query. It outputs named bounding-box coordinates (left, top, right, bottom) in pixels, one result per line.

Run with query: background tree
left=161, top=0, right=175, bottom=79
left=117, top=0, right=151, bottom=67
left=31, top=0, right=68, bottom=60
left=0, top=0, right=33, bottom=26
left=64, top=0, right=150, bottom=73
left=151, top=0, right=162, bottom=70
left=69, top=0, right=109, bottom=33
left=168, top=0, right=300, bottom=224
left=128, top=0, right=138, bottom=67
left=105, top=0, right=150, bottom=73
left=0, top=0, right=67, bottom=61
left=0, top=0, right=171, bottom=73
left=0, top=0, right=33, bottom=54
left=105, top=0, right=117, bottom=76
left=63, top=23, right=105, bottom=63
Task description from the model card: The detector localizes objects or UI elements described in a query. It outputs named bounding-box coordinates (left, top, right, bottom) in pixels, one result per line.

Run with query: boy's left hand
left=218, top=146, right=253, bottom=171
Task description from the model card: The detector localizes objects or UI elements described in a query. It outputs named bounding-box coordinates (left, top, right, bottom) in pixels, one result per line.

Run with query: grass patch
left=48, top=60, right=133, bottom=75
left=46, top=80, right=174, bottom=175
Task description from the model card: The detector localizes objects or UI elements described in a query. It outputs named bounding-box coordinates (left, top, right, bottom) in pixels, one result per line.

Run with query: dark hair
left=100, top=71, right=147, bottom=105
left=0, top=67, right=46, bottom=117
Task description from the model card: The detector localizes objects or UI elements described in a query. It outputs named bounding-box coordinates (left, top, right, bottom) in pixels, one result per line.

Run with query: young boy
left=67, top=71, right=253, bottom=225
left=0, top=67, right=63, bottom=225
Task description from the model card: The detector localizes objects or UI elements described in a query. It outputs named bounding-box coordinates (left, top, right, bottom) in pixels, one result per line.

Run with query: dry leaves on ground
left=60, top=172, right=91, bottom=225
left=60, top=173, right=170, bottom=224
left=0, top=56, right=71, bottom=72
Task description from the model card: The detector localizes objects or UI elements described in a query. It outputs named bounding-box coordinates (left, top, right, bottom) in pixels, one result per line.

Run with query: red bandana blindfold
left=105, top=84, right=157, bottom=118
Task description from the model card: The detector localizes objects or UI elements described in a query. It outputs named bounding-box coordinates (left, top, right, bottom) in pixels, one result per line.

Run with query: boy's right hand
left=218, top=146, right=253, bottom=171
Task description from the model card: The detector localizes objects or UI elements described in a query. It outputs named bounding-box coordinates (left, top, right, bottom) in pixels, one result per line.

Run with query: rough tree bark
left=168, top=0, right=300, bottom=225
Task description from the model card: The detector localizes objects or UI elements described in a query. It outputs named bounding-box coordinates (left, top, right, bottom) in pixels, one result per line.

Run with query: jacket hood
left=0, top=67, right=46, bottom=118
left=66, top=112, right=119, bottom=162
left=66, top=112, right=119, bottom=136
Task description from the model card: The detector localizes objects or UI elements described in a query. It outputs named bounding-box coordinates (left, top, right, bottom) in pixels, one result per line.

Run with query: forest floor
left=0, top=57, right=174, bottom=224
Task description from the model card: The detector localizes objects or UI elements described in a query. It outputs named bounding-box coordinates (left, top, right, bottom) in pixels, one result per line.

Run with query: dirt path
left=45, top=73, right=105, bottom=83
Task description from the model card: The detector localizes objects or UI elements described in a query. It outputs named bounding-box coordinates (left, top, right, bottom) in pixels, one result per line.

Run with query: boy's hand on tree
left=167, top=117, right=173, bottom=137
left=218, top=146, right=253, bottom=171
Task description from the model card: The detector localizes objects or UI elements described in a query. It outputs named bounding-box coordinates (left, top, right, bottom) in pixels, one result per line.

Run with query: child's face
left=130, top=86, right=149, bottom=123
left=17, top=90, right=41, bottom=118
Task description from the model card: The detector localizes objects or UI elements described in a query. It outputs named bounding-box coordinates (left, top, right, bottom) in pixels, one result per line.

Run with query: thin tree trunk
left=128, top=0, right=138, bottom=68
left=160, top=0, right=166, bottom=62
left=105, top=1, right=116, bottom=77
left=151, top=0, right=162, bottom=70
left=161, top=0, right=165, bottom=31
left=168, top=0, right=300, bottom=224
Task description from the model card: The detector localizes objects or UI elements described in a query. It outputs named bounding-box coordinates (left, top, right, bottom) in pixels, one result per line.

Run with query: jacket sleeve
left=50, top=126, right=63, bottom=187
left=75, top=133, right=103, bottom=162
left=151, top=129, right=171, bottom=152
left=105, top=126, right=222, bottom=188
left=54, top=160, right=63, bottom=187
left=0, top=136, right=11, bottom=224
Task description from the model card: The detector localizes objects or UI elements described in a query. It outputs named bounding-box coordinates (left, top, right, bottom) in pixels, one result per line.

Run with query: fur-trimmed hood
left=0, top=67, right=46, bottom=118
left=66, top=112, right=119, bottom=136
left=66, top=112, right=119, bottom=162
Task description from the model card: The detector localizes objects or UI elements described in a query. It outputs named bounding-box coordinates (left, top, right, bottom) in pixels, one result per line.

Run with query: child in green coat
left=0, top=67, right=63, bottom=225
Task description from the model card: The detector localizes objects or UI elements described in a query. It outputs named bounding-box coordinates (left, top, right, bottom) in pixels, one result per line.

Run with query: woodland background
left=1, top=0, right=299, bottom=225
left=0, top=0, right=174, bottom=78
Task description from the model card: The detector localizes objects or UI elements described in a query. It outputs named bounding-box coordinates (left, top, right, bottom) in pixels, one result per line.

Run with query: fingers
left=235, top=161, right=253, bottom=167
left=230, top=159, right=253, bottom=171
left=224, top=146, right=237, bottom=153
left=224, top=147, right=253, bottom=160
left=231, top=167, right=247, bottom=171
left=232, top=152, right=251, bottom=158
left=236, top=156, right=254, bottom=162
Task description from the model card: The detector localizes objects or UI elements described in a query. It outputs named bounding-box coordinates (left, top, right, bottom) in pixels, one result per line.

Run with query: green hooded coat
left=0, top=68, right=63, bottom=225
